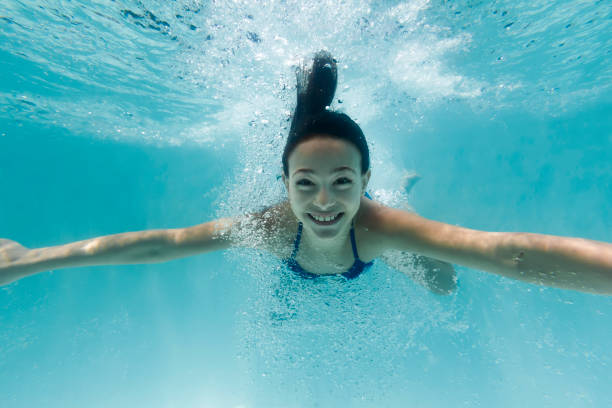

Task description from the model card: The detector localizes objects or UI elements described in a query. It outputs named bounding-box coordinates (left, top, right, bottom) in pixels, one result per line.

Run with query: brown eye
left=335, top=177, right=352, bottom=185
left=296, top=179, right=314, bottom=186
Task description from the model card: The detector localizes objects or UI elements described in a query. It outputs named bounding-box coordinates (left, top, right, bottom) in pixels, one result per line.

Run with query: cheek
left=288, top=186, right=303, bottom=199
left=337, top=188, right=361, bottom=208
left=288, top=188, right=309, bottom=210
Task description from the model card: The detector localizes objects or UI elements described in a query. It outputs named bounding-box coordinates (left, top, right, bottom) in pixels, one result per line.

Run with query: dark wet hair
left=282, top=51, right=370, bottom=176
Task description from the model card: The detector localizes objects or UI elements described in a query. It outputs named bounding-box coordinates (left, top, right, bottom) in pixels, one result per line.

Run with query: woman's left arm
left=374, top=206, right=612, bottom=295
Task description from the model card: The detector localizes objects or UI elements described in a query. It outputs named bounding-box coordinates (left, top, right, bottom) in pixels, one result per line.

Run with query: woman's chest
left=293, top=244, right=357, bottom=276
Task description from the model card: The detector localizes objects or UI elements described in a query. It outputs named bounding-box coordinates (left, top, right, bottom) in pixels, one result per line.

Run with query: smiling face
left=284, top=135, right=371, bottom=240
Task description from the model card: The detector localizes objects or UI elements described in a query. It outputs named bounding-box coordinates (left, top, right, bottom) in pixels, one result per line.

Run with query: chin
left=309, top=226, right=342, bottom=240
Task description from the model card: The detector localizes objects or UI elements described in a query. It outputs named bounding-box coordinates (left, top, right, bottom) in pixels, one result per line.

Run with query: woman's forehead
left=288, top=137, right=361, bottom=173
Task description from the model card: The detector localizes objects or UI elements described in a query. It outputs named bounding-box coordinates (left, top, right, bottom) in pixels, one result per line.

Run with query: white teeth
left=311, top=214, right=338, bottom=222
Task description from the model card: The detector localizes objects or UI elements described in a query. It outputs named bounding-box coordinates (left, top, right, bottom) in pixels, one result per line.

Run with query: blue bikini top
left=284, top=221, right=374, bottom=280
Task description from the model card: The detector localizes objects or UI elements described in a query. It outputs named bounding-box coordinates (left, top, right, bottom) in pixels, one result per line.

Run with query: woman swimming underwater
left=1, top=51, right=611, bottom=295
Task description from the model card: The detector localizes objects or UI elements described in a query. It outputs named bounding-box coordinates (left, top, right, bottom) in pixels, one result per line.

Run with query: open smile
left=307, top=212, right=344, bottom=226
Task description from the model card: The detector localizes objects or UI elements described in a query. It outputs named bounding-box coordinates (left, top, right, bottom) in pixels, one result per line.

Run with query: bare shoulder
left=353, top=198, right=472, bottom=258
left=233, top=201, right=298, bottom=258
left=352, top=198, right=401, bottom=259
left=353, top=197, right=415, bottom=235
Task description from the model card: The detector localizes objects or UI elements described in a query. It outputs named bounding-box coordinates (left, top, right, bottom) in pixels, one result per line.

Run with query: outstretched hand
left=0, top=238, right=31, bottom=286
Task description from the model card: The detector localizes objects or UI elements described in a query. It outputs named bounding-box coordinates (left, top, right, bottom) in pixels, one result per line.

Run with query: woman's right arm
left=0, top=218, right=236, bottom=286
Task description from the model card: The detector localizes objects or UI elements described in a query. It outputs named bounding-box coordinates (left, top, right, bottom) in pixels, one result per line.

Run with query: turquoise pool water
left=1, top=1, right=611, bottom=407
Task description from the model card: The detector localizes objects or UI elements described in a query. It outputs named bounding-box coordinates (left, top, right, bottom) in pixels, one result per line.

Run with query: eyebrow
left=292, top=166, right=357, bottom=177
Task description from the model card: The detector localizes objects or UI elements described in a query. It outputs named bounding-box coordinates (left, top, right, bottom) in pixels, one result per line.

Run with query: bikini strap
left=349, top=225, right=361, bottom=261
left=293, top=221, right=361, bottom=262
left=290, top=222, right=303, bottom=259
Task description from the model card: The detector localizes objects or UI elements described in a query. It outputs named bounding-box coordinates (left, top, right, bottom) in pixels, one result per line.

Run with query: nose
left=314, top=187, right=335, bottom=209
